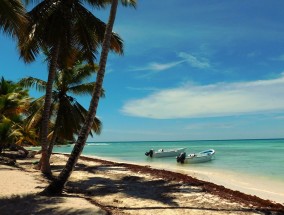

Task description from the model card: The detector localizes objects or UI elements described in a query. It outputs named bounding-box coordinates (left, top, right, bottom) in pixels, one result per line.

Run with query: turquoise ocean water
left=52, top=138, right=284, bottom=184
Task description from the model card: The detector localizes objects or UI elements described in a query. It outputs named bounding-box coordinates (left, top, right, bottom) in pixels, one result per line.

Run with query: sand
left=104, top=156, right=284, bottom=204
left=0, top=153, right=283, bottom=215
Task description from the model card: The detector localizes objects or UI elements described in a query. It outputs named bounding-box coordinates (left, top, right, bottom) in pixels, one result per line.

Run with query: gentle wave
left=87, top=143, right=109, bottom=146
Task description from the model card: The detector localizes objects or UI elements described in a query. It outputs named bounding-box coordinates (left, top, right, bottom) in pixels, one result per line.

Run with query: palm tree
left=19, top=0, right=124, bottom=175
left=10, top=122, right=38, bottom=146
left=0, top=0, right=27, bottom=38
left=19, top=59, right=103, bottom=163
left=43, top=0, right=136, bottom=195
left=0, top=77, right=30, bottom=117
left=0, top=77, right=32, bottom=154
left=0, top=77, right=30, bottom=120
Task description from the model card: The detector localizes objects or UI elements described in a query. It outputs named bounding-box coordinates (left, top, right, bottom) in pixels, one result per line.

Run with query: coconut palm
left=0, top=77, right=32, bottom=154
left=19, top=0, right=124, bottom=175
left=43, top=0, right=136, bottom=195
left=10, top=121, right=38, bottom=146
left=0, top=0, right=27, bottom=38
left=19, top=59, right=103, bottom=163
left=0, top=77, right=30, bottom=120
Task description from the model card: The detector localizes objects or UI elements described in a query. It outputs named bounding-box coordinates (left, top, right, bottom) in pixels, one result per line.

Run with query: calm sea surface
left=51, top=138, right=284, bottom=184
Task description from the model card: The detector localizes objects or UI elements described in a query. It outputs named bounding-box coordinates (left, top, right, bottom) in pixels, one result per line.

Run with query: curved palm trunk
left=42, top=0, right=119, bottom=195
left=40, top=42, right=60, bottom=175
left=47, top=98, right=64, bottom=162
left=47, top=114, right=59, bottom=162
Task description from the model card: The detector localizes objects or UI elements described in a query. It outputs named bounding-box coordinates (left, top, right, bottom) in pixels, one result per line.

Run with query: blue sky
left=1, top=0, right=284, bottom=141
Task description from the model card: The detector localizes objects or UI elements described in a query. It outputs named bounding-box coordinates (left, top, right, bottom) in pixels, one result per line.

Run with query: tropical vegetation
left=19, top=0, right=124, bottom=175
left=0, top=0, right=137, bottom=195
left=19, top=57, right=103, bottom=163
left=0, top=0, right=27, bottom=38
left=0, top=77, right=35, bottom=154
left=43, top=0, right=136, bottom=195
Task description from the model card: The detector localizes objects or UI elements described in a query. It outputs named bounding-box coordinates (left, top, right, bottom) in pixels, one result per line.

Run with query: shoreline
left=79, top=153, right=284, bottom=205
left=75, top=153, right=284, bottom=213
left=1, top=152, right=284, bottom=214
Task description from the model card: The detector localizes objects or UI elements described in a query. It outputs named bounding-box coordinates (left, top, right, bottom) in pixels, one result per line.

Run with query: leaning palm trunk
left=47, top=115, right=60, bottom=162
left=40, top=42, right=61, bottom=175
left=47, top=98, right=65, bottom=162
left=42, top=0, right=119, bottom=195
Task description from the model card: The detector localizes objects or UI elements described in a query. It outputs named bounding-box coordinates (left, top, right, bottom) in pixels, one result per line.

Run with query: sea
left=51, top=139, right=284, bottom=182
left=49, top=138, right=284, bottom=202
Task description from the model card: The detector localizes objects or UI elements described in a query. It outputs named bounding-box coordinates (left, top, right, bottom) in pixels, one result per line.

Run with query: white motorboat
left=145, top=148, right=186, bottom=158
left=176, top=149, right=215, bottom=164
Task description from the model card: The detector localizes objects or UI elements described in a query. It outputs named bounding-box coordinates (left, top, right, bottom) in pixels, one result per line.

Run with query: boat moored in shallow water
left=145, top=148, right=186, bottom=158
left=176, top=149, right=215, bottom=164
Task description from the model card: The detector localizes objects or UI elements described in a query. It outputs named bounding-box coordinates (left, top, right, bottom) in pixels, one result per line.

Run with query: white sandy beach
left=85, top=154, right=284, bottom=205
left=0, top=153, right=283, bottom=215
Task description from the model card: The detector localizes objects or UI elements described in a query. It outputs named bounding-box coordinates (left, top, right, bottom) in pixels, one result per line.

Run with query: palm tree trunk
left=42, top=0, right=119, bottom=195
left=47, top=100, right=64, bottom=162
left=40, top=42, right=60, bottom=175
left=47, top=117, right=59, bottom=162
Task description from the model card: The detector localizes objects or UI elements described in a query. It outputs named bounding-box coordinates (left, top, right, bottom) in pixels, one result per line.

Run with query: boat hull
left=183, top=154, right=213, bottom=164
left=178, top=149, right=215, bottom=164
left=146, top=148, right=186, bottom=158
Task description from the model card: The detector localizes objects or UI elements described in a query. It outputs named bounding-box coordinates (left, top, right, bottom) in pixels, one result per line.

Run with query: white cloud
left=178, top=52, right=210, bottom=69
left=130, top=52, right=210, bottom=73
left=131, top=61, right=184, bottom=72
left=121, top=74, right=284, bottom=119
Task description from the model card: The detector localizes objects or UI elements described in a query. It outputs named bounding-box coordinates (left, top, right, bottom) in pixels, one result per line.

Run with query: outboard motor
left=145, top=149, right=154, bottom=157
left=176, top=152, right=186, bottom=164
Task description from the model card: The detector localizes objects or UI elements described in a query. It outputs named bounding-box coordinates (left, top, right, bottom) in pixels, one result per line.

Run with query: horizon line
left=85, top=137, right=284, bottom=143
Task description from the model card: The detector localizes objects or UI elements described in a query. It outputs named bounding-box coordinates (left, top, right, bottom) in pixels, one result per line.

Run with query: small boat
left=176, top=149, right=215, bottom=164
left=145, top=148, right=186, bottom=158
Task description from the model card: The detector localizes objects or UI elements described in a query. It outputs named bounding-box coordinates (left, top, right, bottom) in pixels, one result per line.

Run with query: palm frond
left=69, top=82, right=95, bottom=96
left=75, top=3, right=124, bottom=59
left=18, top=77, right=47, bottom=92
left=24, top=0, right=44, bottom=5
left=70, top=82, right=105, bottom=97
left=73, top=101, right=102, bottom=135
left=68, top=63, right=98, bottom=85
left=120, top=0, right=137, bottom=8
left=91, top=117, right=102, bottom=135
left=0, top=0, right=28, bottom=38
left=82, top=0, right=110, bottom=8
left=19, top=0, right=63, bottom=62
left=83, top=0, right=136, bottom=8
left=55, top=98, right=81, bottom=140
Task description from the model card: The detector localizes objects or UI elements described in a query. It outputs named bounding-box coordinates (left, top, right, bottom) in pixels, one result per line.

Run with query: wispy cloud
left=185, top=122, right=234, bottom=130
left=178, top=52, right=210, bottom=69
left=271, top=54, right=284, bottom=61
left=121, top=74, right=284, bottom=119
left=246, top=51, right=260, bottom=58
left=126, top=86, right=160, bottom=92
left=130, top=52, right=211, bottom=73
left=131, top=60, right=184, bottom=72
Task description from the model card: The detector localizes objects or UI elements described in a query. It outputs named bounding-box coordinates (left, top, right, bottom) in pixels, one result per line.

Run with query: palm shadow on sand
left=58, top=164, right=267, bottom=214
left=0, top=193, right=106, bottom=215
